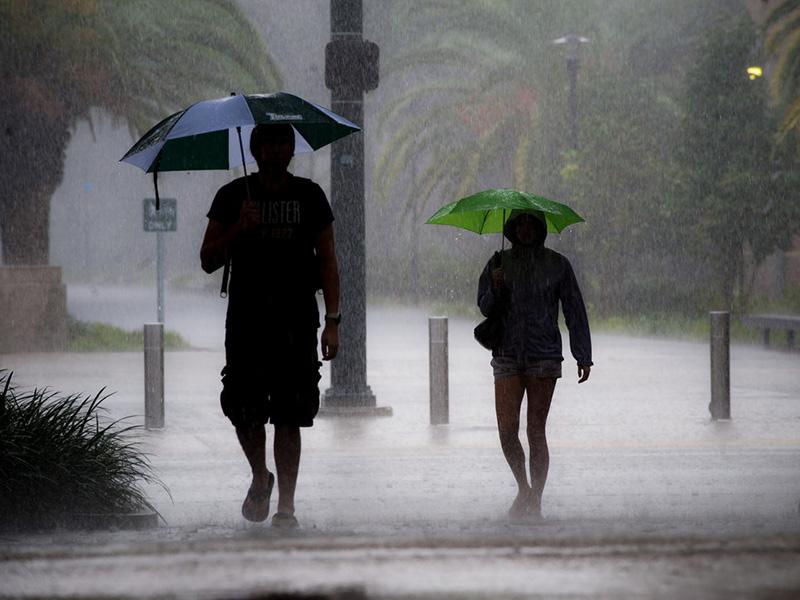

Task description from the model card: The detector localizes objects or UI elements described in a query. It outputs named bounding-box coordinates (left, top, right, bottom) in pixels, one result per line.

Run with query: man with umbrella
left=200, top=123, right=340, bottom=527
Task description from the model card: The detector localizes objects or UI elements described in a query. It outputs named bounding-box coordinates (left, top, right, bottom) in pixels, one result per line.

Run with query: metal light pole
left=322, top=0, right=391, bottom=416
left=552, top=34, right=589, bottom=150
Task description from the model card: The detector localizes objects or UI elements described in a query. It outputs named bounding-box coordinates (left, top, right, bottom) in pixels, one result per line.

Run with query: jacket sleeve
left=477, top=254, right=499, bottom=317
left=559, top=259, right=593, bottom=366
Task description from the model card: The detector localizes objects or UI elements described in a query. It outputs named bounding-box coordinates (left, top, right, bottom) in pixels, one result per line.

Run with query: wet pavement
left=1, top=294, right=800, bottom=598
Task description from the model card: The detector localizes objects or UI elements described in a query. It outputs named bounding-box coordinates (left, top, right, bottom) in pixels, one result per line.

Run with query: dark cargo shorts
left=221, top=324, right=322, bottom=428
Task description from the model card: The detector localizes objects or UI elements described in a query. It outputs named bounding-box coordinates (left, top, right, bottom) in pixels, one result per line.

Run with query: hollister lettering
left=266, top=200, right=301, bottom=225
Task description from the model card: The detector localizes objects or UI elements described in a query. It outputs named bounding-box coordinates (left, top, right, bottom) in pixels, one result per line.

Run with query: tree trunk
left=0, top=181, right=53, bottom=265
left=0, top=93, right=69, bottom=265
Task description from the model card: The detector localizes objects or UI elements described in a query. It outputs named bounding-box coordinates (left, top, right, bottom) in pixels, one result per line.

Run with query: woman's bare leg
left=524, top=377, right=556, bottom=517
left=495, top=375, right=531, bottom=516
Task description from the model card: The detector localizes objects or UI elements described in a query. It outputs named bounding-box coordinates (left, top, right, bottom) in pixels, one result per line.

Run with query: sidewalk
left=2, top=306, right=800, bottom=598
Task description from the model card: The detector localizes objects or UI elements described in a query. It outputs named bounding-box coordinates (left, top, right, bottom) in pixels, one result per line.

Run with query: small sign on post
left=143, top=198, right=176, bottom=323
left=143, top=198, right=177, bottom=232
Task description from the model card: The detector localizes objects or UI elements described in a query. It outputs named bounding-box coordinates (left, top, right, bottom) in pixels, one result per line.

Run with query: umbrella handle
left=153, top=171, right=160, bottom=211
left=235, top=126, right=252, bottom=198
left=217, top=126, right=251, bottom=299
left=220, top=260, right=230, bottom=298
left=501, top=209, right=505, bottom=253
left=220, top=125, right=252, bottom=299
left=152, top=154, right=162, bottom=211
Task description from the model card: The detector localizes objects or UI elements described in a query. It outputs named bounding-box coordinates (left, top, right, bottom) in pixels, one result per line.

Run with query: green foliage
left=0, top=371, right=165, bottom=531
left=591, top=312, right=762, bottom=343
left=764, top=0, right=800, bottom=141
left=373, top=0, right=800, bottom=320
left=564, top=70, right=689, bottom=316
left=678, top=14, right=800, bottom=311
left=67, top=318, right=189, bottom=352
left=0, top=0, right=281, bottom=264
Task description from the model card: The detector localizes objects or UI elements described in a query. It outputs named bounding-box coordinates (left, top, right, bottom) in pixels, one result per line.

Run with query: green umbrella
left=425, top=188, right=584, bottom=237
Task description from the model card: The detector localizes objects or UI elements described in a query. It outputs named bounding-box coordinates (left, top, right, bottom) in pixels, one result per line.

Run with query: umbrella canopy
left=120, top=92, right=360, bottom=174
left=426, top=188, right=584, bottom=234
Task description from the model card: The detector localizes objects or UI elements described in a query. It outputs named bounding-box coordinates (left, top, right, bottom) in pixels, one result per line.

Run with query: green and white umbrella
left=121, top=92, right=359, bottom=174
left=121, top=91, right=359, bottom=296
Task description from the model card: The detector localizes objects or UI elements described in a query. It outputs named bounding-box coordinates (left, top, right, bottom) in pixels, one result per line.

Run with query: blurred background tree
left=0, top=0, right=280, bottom=265
left=371, top=0, right=800, bottom=317
left=763, top=0, right=800, bottom=143
left=678, top=14, right=800, bottom=312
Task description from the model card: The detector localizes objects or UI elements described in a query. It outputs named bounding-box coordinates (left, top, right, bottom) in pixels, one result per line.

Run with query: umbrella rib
left=478, top=209, right=491, bottom=234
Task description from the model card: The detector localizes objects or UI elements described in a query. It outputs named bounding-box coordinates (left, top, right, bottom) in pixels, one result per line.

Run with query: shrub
left=68, top=317, right=190, bottom=352
left=0, top=371, right=165, bottom=531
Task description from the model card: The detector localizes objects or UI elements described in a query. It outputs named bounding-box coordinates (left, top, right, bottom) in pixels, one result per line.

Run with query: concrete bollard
left=709, top=311, right=731, bottom=421
left=429, top=316, right=449, bottom=425
left=144, top=323, right=165, bottom=429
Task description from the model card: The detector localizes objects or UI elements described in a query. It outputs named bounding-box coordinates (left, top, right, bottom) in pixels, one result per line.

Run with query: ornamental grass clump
left=0, top=371, right=164, bottom=531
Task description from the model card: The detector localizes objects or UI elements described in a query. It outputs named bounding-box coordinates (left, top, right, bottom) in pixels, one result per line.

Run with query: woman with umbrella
left=477, top=208, right=593, bottom=520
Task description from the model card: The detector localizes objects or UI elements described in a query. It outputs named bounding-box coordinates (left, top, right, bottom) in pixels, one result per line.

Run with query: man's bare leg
left=524, top=377, right=556, bottom=517
left=274, top=424, right=301, bottom=517
left=495, top=375, right=531, bottom=518
left=236, top=424, right=274, bottom=522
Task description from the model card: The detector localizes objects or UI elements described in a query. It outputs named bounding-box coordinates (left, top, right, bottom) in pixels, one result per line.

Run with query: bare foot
left=529, top=493, right=543, bottom=519
left=271, top=512, right=299, bottom=529
left=508, top=489, right=532, bottom=521
left=241, top=472, right=274, bottom=522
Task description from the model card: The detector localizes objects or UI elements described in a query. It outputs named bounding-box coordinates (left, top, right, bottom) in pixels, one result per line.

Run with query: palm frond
left=769, top=25, right=800, bottom=102
left=778, top=95, right=800, bottom=138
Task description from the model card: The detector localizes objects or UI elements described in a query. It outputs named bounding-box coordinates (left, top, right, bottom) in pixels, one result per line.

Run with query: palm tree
left=0, top=0, right=281, bottom=265
left=375, top=2, right=568, bottom=216
left=375, top=0, right=738, bottom=215
left=763, top=0, right=800, bottom=140
left=371, top=0, right=727, bottom=302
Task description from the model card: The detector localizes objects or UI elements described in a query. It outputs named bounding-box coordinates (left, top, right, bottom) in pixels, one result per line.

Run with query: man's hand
left=491, top=267, right=505, bottom=289
left=578, top=364, right=591, bottom=383
left=321, top=322, right=339, bottom=361
left=238, top=200, right=261, bottom=232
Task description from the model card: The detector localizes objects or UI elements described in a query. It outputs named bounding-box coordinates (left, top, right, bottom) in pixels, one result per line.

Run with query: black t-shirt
left=207, top=172, right=333, bottom=325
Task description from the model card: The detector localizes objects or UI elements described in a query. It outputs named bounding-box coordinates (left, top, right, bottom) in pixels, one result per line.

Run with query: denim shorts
left=491, top=356, right=562, bottom=380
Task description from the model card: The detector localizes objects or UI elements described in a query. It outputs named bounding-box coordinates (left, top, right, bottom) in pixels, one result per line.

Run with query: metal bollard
left=709, top=311, right=730, bottom=420
left=144, top=323, right=165, bottom=429
left=429, top=316, right=449, bottom=425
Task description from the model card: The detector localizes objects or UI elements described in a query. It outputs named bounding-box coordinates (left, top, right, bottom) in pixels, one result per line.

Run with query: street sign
left=143, top=198, right=177, bottom=232
left=143, top=198, right=176, bottom=323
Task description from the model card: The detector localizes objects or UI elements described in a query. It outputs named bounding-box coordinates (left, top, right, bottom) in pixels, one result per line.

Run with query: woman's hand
left=491, top=267, right=505, bottom=290
left=578, top=364, right=591, bottom=383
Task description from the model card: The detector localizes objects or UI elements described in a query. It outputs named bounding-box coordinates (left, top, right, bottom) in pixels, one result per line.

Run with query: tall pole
left=322, top=0, right=390, bottom=415
left=553, top=34, right=589, bottom=151
left=156, top=230, right=165, bottom=323
left=709, top=311, right=731, bottom=420
left=566, top=51, right=578, bottom=151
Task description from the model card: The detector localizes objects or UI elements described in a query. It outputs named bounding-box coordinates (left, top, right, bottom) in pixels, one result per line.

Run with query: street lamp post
left=322, top=0, right=391, bottom=416
left=552, top=34, right=589, bottom=150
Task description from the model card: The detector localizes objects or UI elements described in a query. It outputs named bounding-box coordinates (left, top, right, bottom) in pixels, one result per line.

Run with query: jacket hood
left=503, top=209, right=548, bottom=247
